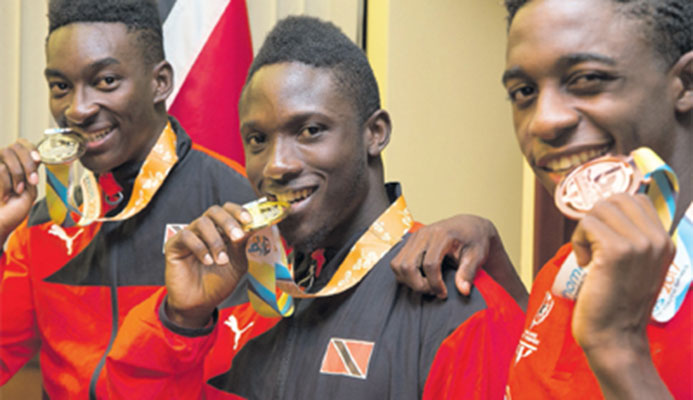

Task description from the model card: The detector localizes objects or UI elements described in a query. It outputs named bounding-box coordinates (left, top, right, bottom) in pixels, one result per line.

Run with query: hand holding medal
left=163, top=197, right=289, bottom=328
left=0, top=127, right=85, bottom=242
left=551, top=147, right=685, bottom=325
left=552, top=149, right=665, bottom=300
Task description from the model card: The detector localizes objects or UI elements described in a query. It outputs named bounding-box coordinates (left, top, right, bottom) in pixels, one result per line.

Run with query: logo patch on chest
left=320, top=338, right=374, bottom=380
left=48, top=224, right=84, bottom=256
left=162, top=224, right=187, bottom=253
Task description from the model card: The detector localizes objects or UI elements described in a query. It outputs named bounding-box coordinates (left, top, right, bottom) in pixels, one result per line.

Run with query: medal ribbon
left=245, top=195, right=414, bottom=317
left=44, top=122, right=178, bottom=227
left=46, top=163, right=80, bottom=226
left=552, top=147, right=691, bottom=322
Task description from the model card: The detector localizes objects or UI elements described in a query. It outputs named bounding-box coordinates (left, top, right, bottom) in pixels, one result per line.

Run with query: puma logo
left=223, top=315, right=254, bottom=350
left=48, top=224, right=84, bottom=256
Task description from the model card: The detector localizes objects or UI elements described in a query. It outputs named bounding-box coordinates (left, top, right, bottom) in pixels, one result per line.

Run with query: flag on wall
left=158, top=0, right=252, bottom=166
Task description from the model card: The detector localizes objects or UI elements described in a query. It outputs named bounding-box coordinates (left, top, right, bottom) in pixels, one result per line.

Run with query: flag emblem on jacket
left=162, top=224, right=187, bottom=253
left=320, top=338, right=374, bottom=379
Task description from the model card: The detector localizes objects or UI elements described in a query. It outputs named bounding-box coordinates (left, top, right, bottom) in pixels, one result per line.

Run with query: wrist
left=582, top=336, right=671, bottom=399
left=164, top=298, right=215, bottom=330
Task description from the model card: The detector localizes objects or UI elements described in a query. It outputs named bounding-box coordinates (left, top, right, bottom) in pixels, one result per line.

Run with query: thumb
left=455, top=246, right=484, bottom=296
left=571, top=225, right=593, bottom=267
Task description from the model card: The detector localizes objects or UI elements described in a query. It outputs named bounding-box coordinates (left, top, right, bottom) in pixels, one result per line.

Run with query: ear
left=151, top=60, right=174, bottom=104
left=673, top=51, right=693, bottom=113
left=363, top=109, right=392, bottom=157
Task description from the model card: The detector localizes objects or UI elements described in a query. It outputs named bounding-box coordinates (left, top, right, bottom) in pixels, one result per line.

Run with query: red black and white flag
left=320, top=337, right=375, bottom=379
left=158, top=0, right=252, bottom=166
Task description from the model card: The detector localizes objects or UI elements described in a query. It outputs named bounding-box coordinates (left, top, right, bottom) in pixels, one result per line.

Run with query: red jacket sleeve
left=423, top=270, right=525, bottom=399
left=105, top=287, right=279, bottom=399
left=105, top=288, right=219, bottom=399
left=0, top=220, right=41, bottom=384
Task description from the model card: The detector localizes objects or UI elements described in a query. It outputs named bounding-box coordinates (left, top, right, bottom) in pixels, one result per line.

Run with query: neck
left=668, top=127, right=692, bottom=228
left=673, top=177, right=691, bottom=229
left=322, top=182, right=390, bottom=254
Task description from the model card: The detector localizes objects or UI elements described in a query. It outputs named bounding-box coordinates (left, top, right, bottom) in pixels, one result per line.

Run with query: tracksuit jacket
left=0, top=118, right=255, bottom=399
left=105, top=184, right=526, bottom=399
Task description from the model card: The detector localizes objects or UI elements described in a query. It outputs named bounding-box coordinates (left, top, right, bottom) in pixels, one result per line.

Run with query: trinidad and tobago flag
left=158, top=0, right=252, bottom=166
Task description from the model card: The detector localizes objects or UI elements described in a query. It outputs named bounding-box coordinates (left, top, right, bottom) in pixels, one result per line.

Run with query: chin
left=280, top=219, right=331, bottom=254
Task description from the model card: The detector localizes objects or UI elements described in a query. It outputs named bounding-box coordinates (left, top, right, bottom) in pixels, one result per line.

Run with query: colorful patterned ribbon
left=552, top=147, right=691, bottom=322
left=45, top=163, right=80, bottom=226
left=44, top=122, right=179, bottom=227
left=245, top=195, right=414, bottom=317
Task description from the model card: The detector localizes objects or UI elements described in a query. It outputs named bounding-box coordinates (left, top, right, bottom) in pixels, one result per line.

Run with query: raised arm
left=106, top=202, right=255, bottom=398
left=571, top=193, right=675, bottom=399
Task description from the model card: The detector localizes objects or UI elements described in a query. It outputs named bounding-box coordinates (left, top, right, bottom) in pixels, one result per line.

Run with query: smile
left=79, top=126, right=114, bottom=143
left=542, top=145, right=610, bottom=173
left=267, top=187, right=317, bottom=205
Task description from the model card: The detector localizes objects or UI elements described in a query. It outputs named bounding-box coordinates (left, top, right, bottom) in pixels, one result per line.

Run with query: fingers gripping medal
left=551, top=154, right=645, bottom=300
left=242, top=198, right=295, bottom=317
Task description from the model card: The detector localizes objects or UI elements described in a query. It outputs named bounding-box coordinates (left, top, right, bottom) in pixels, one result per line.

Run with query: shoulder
left=188, top=143, right=247, bottom=179
left=174, top=143, right=256, bottom=204
left=472, top=269, right=525, bottom=321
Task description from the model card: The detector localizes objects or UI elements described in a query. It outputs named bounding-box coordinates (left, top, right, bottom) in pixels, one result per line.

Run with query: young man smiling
left=105, top=16, right=526, bottom=399
left=393, top=0, right=691, bottom=398
left=500, top=0, right=692, bottom=398
left=0, top=0, right=255, bottom=397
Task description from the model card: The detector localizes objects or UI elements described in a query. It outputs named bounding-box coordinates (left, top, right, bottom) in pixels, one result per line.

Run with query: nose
left=262, top=136, right=302, bottom=183
left=526, top=88, right=579, bottom=143
left=64, top=87, right=99, bottom=126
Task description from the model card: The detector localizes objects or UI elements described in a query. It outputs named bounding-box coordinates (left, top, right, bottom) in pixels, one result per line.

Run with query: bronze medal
left=555, top=155, right=643, bottom=219
left=38, top=129, right=85, bottom=164
left=242, top=198, right=290, bottom=231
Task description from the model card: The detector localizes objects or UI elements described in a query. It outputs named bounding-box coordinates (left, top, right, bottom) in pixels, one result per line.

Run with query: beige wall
left=378, top=1, right=525, bottom=272
left=0, top=1, right=51, bottom=149
left=247, top=0, right=363, bottom=55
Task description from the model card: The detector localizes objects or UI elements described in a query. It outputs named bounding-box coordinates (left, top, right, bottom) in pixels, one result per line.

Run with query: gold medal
left=555, top=154, right=644, bottom=220
left=38, top=128, right=85, bottom=165
left=241, top=197, right=290, bottom=231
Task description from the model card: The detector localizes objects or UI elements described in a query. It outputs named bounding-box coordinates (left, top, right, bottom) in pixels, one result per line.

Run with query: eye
left=94, top=75, right=121, bottom=90
left=567, top=71, right=616, bottom=94
left=508, top=84, right=537, bottom=107
left=245, top=132, right=268, bottom=150
left=48, top=81, right=70, bottom=98
left=299, top=125, right=325, bottom=139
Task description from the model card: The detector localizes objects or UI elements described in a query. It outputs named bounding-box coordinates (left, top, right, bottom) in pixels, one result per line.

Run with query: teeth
left=82, top=127, right=112, bottom=142
left=545, top=146, right=609, bottom=172
left=273, top=188, right=314, bottom=204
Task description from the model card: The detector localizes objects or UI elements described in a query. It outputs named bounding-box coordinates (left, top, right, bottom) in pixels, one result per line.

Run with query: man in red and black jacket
left=0, top=1, right=256, bottom=397
left=105, top=16, right=526, bottom=399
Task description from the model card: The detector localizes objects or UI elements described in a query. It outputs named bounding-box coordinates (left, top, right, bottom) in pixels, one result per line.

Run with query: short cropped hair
left=246, top=16, right=380, bottom=126
left=48, top=0, right=164, bottom=65
left=504, top=0, right=693, bottom=67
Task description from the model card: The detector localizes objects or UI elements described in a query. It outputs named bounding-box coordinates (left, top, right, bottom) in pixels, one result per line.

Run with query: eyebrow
left=44, top=57, right=121, bottom=78
left=241, top=111, right=329, bottom=133
left=502, top=52, right=617, bottom=85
